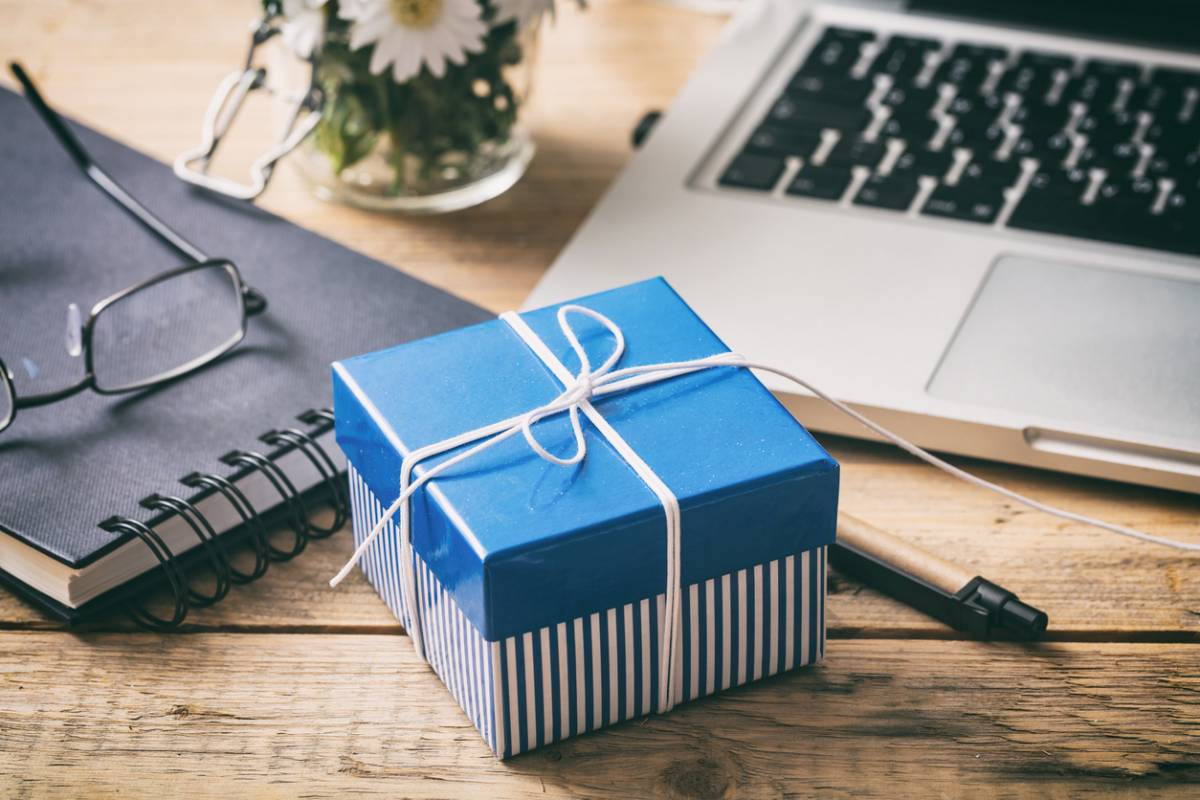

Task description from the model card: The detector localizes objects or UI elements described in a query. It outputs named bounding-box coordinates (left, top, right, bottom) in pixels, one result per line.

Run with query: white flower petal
left=342, top=0, right=490, bottom=85
left=348, top=12, right=393, bottom=49
left=400, top=46, right=425, bottom=82
left=368, top=35, right=396, bottom=75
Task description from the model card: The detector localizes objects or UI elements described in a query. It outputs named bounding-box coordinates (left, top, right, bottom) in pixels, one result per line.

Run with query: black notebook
left=0, top=87, right=490, bottom=624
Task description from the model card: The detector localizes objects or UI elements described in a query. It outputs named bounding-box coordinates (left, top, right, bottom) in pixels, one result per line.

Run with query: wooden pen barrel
left=836, top=512, right=976, bottom=595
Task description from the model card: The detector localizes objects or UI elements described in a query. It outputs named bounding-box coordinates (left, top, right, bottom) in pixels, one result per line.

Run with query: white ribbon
left=331, top=303, right=1198, bottom=711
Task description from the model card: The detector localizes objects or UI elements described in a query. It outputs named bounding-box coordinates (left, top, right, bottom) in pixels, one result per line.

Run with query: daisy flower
left=491, top=0, right=555, bottom=30
left=339, top=0, right=488, bottom=83
left=280, top=0, right=328, bottom=59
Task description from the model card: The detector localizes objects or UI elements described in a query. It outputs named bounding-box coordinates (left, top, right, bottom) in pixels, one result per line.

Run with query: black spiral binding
left=259, top=425, right=348, bottom=537
left=139, top=493, right=233, bottom=607
left=220, top=449, right=312, bottom=559
left=100, top=516, right=189, bottom=630
left=111, top=408, right=345, bottom=630
left=180, top=471, right=270, bottom=582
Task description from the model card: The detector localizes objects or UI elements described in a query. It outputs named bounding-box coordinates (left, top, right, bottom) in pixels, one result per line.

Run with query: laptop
left=527, top=0, right=1200, bottom=493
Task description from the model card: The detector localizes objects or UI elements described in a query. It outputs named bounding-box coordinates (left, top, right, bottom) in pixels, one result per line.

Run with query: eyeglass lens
left=90, top=262, right=246, bottom=393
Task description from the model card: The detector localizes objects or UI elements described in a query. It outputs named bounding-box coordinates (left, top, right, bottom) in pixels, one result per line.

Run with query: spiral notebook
left=0, top=86, right=489, bottom=626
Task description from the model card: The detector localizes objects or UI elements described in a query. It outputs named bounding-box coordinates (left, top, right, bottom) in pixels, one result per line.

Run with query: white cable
left=598, top=353, right=1199, bottom=552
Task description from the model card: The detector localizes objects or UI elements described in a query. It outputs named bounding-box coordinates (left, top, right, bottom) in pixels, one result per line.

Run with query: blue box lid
left=333, top=278, right=839, bottom=641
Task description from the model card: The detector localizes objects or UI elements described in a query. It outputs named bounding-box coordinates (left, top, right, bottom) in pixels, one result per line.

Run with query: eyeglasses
left=1, top=63, right=268, bottom=435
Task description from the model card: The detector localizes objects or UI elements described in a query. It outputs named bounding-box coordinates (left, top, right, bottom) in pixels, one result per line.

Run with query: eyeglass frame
left=2, top=62, right=268, bottom=434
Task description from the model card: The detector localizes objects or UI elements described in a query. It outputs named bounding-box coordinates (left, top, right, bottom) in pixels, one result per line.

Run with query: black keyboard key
left=1062, top=59, right=1140, bottom=110
left=881, top=112, right=940, bottom=143
left=1098, top=175, right=1159, bottom=210
left=1091, top=188, right=1198, bottom=255
left=720, top=153, right=785, bottom=191
left=1008, top=101, right=1073, bottom=135
left=946, top=92, right=1005, bottom=121
left=1100, top=141, right=1144, bottom=176
left=853, top=172, right=921, bottom=210
left=1126, top=82, right=1169, bottom=115
left=1026, top=167, right=1092, bottom=199
left=945, top=94, right=1006, bottom=143
left=881, top=85, right=941, bottom=114
left=960, top=157, right=1024, bottom=186
left=1151, top=191, right=1200, bottom=255
left=1152, top=66, right=1200, bottom=88
left=767, top=97, right=873, bottom=132
left=1007, top=168, right=1092, bottom=232
left=1061, top=75, right=1117, bottom=110
left=892, top=146, right=956, bottom=178
left=1182, top=149, right=1200, bottom=176
left=1143, top=148, right=1175, bottom=178
left=996, top=50, right=1073, bottom=100
left=932, top=43, right=1007, bottom=92
left=1012, top=172, right=1199, bottom=255
left=786, top=164, right=854, bottom=200
left=923, top=177, right=1008, bottom=223
left=788, top=74, right=874, bottom=105
left=745, top=126, right=823, bottom=159
left=1075, top=110, right=1139, bottom=150
left=869, top=36, right=940, bottom=81
left=824, top=136, right=888, bottom=169
left=945, top=122, right=1006, bottom=153
left=1019, top=130, right=1074, bottom=165
left=1146, top=120, right=1200, bottom=160
left=798, top=26, right=875, bottom=76
left=1007, top=134, right=1042, bottom=160
left=1145, top=67, right=1200, bottom=121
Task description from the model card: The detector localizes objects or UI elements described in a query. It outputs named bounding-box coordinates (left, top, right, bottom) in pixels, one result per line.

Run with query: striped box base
left=349, top=465, right=827, bottom=758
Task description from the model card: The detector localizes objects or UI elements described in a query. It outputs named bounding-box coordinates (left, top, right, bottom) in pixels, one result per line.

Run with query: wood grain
left=2, top=1, right=1198, bottom=796
left=0, top=632, right=1196, bottom=798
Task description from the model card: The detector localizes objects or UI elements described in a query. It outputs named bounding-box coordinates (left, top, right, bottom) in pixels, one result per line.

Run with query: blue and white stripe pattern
left=349, top=465, right=826, bottom=758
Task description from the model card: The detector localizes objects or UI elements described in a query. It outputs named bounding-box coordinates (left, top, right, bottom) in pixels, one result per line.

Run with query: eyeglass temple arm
left=8, top=62, right=266, bottom=313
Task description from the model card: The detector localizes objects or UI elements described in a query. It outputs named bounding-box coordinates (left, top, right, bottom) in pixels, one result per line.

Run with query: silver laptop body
left=528, top=0, right=1200, bottom=493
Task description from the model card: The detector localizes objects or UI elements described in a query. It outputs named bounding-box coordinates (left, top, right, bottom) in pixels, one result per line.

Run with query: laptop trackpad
left=928, top=256, right=1200, bottom=443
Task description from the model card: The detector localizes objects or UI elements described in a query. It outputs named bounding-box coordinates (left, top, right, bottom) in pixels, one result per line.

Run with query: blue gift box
left=333, top=278, right=839, bottom=757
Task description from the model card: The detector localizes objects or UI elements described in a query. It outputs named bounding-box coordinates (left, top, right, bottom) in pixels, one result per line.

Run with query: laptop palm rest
left=928, top=256, right=1200, bottom=463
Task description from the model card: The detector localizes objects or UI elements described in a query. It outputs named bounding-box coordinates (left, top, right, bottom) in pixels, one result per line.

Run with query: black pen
left=830, top=512, right=1049, bottom=640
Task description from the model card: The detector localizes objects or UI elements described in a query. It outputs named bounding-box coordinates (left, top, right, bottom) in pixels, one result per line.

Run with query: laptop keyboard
left=719, top=25, right=1200, bottom=257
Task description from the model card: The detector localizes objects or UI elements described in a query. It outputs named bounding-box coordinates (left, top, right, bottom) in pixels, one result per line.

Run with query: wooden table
left=2, top=1, right=1198, bottom=796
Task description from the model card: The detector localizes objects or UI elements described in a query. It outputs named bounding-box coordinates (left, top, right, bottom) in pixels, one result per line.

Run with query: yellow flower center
left=390, top=0, right=442, bottom=28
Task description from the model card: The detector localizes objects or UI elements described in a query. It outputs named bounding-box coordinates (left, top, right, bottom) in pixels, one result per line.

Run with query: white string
left=499, top=309, right=686, bottom=712
left=331, top=303, right=1199, bottom=668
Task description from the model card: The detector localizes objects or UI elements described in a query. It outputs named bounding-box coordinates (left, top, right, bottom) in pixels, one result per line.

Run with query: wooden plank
left=2, top=437, right=1196, bottom=638
left=0, top=632, right=1195, bottom=797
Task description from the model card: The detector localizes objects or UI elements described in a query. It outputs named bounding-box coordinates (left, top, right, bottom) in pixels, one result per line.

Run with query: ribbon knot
left=518, top=305, right=626, bottom=467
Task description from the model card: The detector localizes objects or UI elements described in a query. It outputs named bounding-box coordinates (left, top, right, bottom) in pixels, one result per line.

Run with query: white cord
left=731, top=358, right=1200, bottom=553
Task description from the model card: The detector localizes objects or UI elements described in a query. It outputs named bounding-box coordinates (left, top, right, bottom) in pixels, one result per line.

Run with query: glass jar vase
left=286, top=19, right=538, bottom=213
